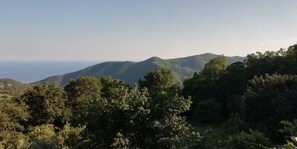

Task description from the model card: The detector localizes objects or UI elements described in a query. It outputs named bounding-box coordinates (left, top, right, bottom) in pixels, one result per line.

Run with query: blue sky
left=0, top=0, right=296, bottom=60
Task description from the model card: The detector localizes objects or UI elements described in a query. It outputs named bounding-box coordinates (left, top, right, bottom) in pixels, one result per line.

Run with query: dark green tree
left=242, top=74, right=297, bottom=142
left=83, top=72, right=196, bottom=148
left=183, top=56, right=228, bottom=123
left=200, top=55, right=228, bottom=80
left=139, top=68, right=181, bottom=98
left=216, top=62, right=248, bottom=117
left=64, top=76, right=101, bottom=126
left=19, top=83, right=70, bottom=129
left=0, top=100, right=30, bottom=148
left=225, top=129, right=271, bottom=149
left=99, top=76, right=129, bottom=100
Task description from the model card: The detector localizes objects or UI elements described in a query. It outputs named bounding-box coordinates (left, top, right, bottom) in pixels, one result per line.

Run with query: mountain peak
left=149, top=56, right=162, bottom=60
left=145, top=56, right=163, bottom=62
left=199, top=53, right=218, bottom=56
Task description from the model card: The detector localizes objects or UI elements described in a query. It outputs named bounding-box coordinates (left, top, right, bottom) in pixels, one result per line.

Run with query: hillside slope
left=38, top=53, right=244, bottom=86
left=0, top=78, right=32, bottom=99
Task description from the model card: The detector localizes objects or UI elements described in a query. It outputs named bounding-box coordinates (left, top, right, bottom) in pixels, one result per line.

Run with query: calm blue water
left=0, top=61, right=102, bottom=82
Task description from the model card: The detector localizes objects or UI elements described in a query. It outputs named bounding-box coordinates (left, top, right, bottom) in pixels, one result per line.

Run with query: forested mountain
left=38, top=53, right=244, bottom=86
left=0, top=78, right=32, bottom=100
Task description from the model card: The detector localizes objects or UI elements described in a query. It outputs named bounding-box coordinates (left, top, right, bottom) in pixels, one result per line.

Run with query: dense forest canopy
left=1, top=44, right=297, bottom=148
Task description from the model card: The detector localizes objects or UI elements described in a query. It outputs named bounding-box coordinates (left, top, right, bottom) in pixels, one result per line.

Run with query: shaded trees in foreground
left=0, top=69, right=198, bottom=148
left=242, top=74, right=297, bottom=142
left=182, top=44, right=297, bottom=148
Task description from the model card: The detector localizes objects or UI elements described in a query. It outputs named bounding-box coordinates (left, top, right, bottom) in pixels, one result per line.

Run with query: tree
left=19, top=83, right=70, bottom=129
left=0, top=100, right=30, bottom=148
left=282, top=44, right=297, bottom=74
left=83, top=72, right=196, bottom=148
left=216, top=62, right=248, bottom=118
left=64, top=76, right=101, bottom=126
left=225, top=129, right=271, bottom=149
left=85, top=86, right=146, bottom=148
left=65, top=76, right=101, bottom=105
left=29, top=123, right=85, bottom=149
left=200, top=55, right=228, bottom=80
left=245, top=51, right=283, bottom=76
left=99, top=76, right=129, bottom=100
left=182, top=56, right=228, bottom=123
left=278, top=119, right=297, bottom=148
left=139, top=68, right=181, bottom=98
left=242, top=74, right=297, bottom=141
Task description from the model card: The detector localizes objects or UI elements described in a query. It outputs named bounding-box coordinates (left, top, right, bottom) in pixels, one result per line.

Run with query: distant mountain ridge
left=38, top=53, right=245, bottom=86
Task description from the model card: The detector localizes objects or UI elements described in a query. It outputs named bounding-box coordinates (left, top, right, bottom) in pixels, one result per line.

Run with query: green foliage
left=189, top=126, right=225, bottom=149
left=183, top=56, right=228, bottom=123
left=149, top=91, right=194, bottom=148
left=99, top=76, right=128, bottom=100
left=110, top=132, right=130, bottom=149
left=180, top=44, right=297, bottom=147
left=0, top=132, right=29, bottom=149
left=280, top=120, right=297, bottom=137
left=57, top=123, right=86, bottom=148
left=223, top=113, right=248, bottom=135
left=242, top=74, right=297, bottom=141
left=193, top=98, right=223, bottom=123
left=64, top=76, right=101, bottom=126
left=225, top=129, right=271, bottom=149
left=0, top=101, right=29, bottom=132
left=279, top=120, right=297, bottom=148
left=19, top=83, right=70, bottom=128
left=0, top=100, right=30, bottom=148
left=245, top=51, right=283, bottom=76
left=82, top=70, right=196, bottom=148
left=140, top=68, right=181, bottom=97
left=65, top=76, right=101, bottom=104
left=245, top=45, right=297, bottom=76
left=217, top=62, right=248, bottom=116
left=29, top=123, right=85, bottom=149
left=0, top=78, right=32, bottom=96
left=0, top=93, right=14, bottom=101
left=183, top=57, right=250, bottom=124
left=280, top=142, right=296, bottom=149
left=181, top=44, right=297, bottom=145
left=200, top=55, right=228, bottom=80
left=29, top=124, right=56, bottom=148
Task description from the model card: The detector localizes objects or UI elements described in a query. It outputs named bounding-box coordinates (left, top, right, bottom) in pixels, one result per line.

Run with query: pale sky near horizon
left=0, top=0, right=297, bottom=61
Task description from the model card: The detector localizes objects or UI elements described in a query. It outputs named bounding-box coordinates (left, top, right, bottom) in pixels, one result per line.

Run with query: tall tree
left=19, top=83, right=70, bottom=129
left=83, top=72, right=196, bottom=148
left=182, top=56, right=228, bottom=123
left=140, top=68, right=181, bottom=98
left=242, top=74, right=297, bottom=142
left=64, top=76, right=101, bottom=126
left=200, top=55, right=228, bottom=80
left=99, top=76, right=129, bottom=100
left=0, top=100, right=30, bottom=148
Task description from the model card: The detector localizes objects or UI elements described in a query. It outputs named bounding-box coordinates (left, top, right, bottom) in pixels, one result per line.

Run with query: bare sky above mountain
left=0, top=0, right=296, bottom=60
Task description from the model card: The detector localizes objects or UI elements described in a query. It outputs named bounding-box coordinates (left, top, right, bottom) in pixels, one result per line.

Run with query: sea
left=0, top=61, right=103, bottom=82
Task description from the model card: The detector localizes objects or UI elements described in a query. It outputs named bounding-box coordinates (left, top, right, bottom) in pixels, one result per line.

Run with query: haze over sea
left=0, top=61, right=102, bottom=82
